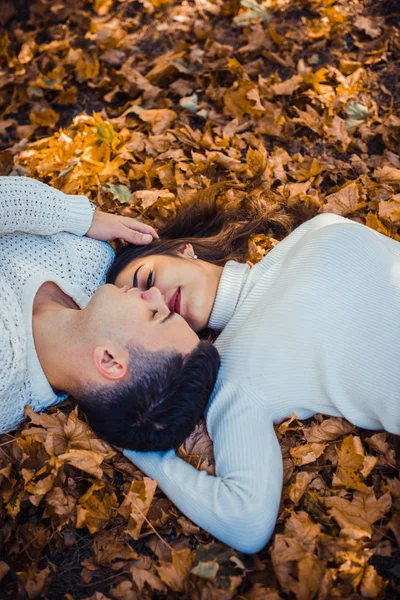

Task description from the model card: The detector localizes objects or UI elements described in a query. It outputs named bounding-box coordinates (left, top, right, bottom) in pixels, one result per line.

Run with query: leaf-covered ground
left=0, top=0, right=400, bottom=598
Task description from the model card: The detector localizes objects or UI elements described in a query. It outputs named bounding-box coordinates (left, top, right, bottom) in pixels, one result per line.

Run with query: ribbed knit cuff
left=123, top=448, right=174, bottom=477
left=64, top=195, right=94, bottom=236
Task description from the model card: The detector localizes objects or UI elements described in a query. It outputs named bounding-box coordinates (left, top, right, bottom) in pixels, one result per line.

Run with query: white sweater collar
left=23, top=275, right=89, bottom=410
left=208, top=261, right=250, bottom=330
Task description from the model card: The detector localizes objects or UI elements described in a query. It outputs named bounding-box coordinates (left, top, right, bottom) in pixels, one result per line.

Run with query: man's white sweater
left=0, top=176, right=114, bottom=432
left=125, top=213, right=400, bottom=553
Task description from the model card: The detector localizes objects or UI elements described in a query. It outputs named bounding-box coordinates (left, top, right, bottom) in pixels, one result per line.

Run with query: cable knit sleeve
left=124, top=379, right=283, bottom=553
left=0, top=176, right=94, bottom=236
left=0, top=274, right=27, bottom=433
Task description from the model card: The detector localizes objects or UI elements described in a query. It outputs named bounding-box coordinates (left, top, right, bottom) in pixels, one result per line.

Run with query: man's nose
left=141, top=287, right=168, bottom=310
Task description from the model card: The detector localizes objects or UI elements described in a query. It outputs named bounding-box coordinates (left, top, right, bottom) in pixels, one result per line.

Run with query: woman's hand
left=86, top=209, right=158, bottom=245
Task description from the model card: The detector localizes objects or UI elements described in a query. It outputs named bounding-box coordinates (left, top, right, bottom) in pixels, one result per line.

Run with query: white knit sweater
left=0, top=176, right=114, bottom=432
left=125, top=213, right=400, bottom=553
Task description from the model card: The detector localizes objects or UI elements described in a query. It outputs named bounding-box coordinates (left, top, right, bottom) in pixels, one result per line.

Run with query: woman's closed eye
left=146, top=270, right=154, bottom=290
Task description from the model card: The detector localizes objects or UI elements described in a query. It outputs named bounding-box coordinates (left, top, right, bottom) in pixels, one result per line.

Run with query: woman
left=107, top=185, right=400, bottom=553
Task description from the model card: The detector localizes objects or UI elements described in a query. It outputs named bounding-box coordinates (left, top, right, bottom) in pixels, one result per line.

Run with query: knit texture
left=125, top=213, right=400, bottom=553
left=0, top=176, right=115, bottom=432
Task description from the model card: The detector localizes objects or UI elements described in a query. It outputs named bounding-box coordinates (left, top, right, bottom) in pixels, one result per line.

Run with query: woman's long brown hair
left=107, top=179, right=312, bottom=285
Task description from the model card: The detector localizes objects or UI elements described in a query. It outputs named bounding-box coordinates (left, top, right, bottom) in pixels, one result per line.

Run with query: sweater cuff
left=64, top=195, right=94, bottom=236
left=123, top=448, right=174, bottom=477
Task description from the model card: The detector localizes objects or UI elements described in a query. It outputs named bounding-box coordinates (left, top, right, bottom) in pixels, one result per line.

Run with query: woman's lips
left=169, top=288, right=181, bottom=314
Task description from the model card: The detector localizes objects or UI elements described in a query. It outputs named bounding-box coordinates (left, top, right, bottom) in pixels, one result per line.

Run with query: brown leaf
left=365, top=212, right=391, bottom=236
left=156, top=549, right=193, bottom=592
left=373, top=165, right=400, bottom=186
left=242, top=584, right=282, bottom=600
left=119, top=477, right=158, bottom=539
left=0, top=149, right=13, bottom=175
left=17, top=565, right=52, bottom=600
left=29, top=107, right=59, bottom=128
left=304, top=417, right=354, bottom=443
left=129, top=565, right=167, bottom=594
left=75, top=53, right=100, bottom=82
left=290, top=442, right=327, bottom=466
left=333, top=435, right=369, bottom=492
left=364, top=432, right=390, bottom=454
left=360, top=564, right=385, bottom=598
left=288, top=472, right=314, bottom=504
left=323, top=115, right=352, bottom=152
left=139, top=109, right=177, bottom=135
left=0, top=561, right=10, bottom=582
left=271, top=74, right=302, bottom=96
left=26, top=474, right=55, bottom=506
left=246, top=147, right=267, bottom=177
left=64, top=409, right=116, bottom=458
left=321, top=181, right=365, bottom=216
left=132, top=189, right=175, bottom=210
left=44, top=486, right=77, bottom=524
left=324, top=491, right=392, bottom=538
left=354, top=16, right=384, bottom=39
left=176, top=515, right=201, bottom=536
left=379, top=195, right=400, bottom=222
left=57, top=449, right=105, bottom=478
left=108, top=579, right=139, bottom=600
left=76, top=490, right=118, bottom=534
left=83, top=530, right=138, bottom=568
left=23, top=406, right=68, bottom=456
left=177, top=419, right=215, bottom=473
left=109, top=580, right=138, bottom=600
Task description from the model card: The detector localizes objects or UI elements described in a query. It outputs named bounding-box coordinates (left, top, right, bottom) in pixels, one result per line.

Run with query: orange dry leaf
left=139, top=109, right=177, bottom=135
left=29, top=107, right=59, bottom=128
left=290, top=442, right=327, bottom=466
left=119, top=477, right=158, bottom=539
left=129, top=564, right=167, bottom=594
left=44, top=486, right=77, bottom=526
left=304, top=417, right=354, bottom=443
left=324, top=491, right=392, bottom=538
left=75, top=53, right=100, bottom=83
left=374, top=165, right=400, bottom=186
left=17, top=565, right=52, bottom=600
left=156, top=549, right=193, bottom=592
left=76, top=489, right=118, bottom=534
left=271, top=512, right=325, bottom=598
left=379, top=195, right=400, bottom=222
left=56, top=449, right=106, bottom=478
left=288, top=472, right=315, bottom=505
left=321, top=181, right=366, bottom=216
left=333, top=435, right=370, bottom=492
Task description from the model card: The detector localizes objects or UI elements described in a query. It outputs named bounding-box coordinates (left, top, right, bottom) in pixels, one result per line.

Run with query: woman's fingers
left=122, top=227, right=153, bottom=245
left=86, top=210, right=158, bottom=244
left=122, top=217, right=158, bottom=239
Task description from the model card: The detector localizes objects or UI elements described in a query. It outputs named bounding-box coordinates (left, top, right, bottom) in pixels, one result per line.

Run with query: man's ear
left=176, top=242, right=194, bottom=257
left=93, top=346, right=128, bottom=381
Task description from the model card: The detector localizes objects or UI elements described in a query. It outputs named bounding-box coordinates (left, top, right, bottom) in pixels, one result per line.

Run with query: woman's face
left=114, top=245, right=223, bottom=332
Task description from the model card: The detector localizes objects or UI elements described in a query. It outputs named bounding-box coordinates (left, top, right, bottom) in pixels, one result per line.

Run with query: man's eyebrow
left=161, top=312, right=173, bottom=324
left=133, top=264, right=143, bottom=288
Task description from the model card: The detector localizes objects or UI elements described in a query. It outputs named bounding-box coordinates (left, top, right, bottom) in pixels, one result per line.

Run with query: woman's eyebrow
left=133, top=264, right=143, bottom=288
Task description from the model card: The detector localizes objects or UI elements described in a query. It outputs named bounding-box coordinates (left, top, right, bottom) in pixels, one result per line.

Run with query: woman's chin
left=184, top=315, right=200, bottom=333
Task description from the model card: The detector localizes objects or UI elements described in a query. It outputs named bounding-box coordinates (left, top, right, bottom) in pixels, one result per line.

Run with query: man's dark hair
left=75, top=341, right=220, bottom=451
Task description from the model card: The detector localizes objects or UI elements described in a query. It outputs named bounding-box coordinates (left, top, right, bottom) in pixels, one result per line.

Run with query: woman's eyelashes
left=146, top=270, right=154, bottom=290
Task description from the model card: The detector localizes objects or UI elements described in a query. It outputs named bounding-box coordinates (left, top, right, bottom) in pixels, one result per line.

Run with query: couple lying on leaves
left=1, top=176, right=399, bottom=554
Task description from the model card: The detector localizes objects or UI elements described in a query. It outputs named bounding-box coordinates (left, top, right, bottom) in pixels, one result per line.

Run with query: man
left=0, top=176, right=218, bottom=448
